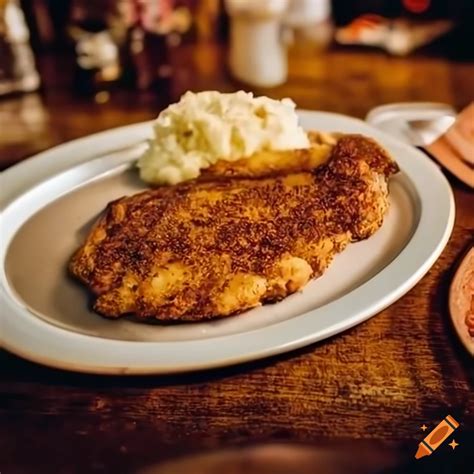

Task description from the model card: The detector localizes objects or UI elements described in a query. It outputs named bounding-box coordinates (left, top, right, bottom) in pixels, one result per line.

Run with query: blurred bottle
left=194, top=0, right=221, bottom=41
left=225, top=0, right=290, bottom=87
left=68, top=0, right=120, bottom=97
left=0, top=0, right=40, bottom=96
left=116, top=0, right=171, bottom=91
left=285, top=0, right=333, bottom=52
left=112, top=0, right=191, bottom=91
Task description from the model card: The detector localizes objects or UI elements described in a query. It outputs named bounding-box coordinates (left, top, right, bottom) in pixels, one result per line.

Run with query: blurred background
left=1, top=0, right=473, bottom=169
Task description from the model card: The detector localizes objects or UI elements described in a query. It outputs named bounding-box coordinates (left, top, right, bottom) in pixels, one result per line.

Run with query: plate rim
left=0, top=111, right=455, bottom=374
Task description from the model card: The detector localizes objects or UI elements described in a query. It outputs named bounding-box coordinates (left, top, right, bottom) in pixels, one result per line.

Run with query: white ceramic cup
left=225, top=0, right=290, bottom=87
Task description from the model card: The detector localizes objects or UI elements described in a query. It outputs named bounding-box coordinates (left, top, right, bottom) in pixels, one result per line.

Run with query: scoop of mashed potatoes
left=137, top=90, right=310, bottom=185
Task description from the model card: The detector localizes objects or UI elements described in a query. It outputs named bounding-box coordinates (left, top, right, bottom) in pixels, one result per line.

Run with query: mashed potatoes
left=137, top=90, right=310, bottom=185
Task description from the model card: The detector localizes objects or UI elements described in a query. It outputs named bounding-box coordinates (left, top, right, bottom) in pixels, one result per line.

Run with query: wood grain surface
left=0, top=43, right=473, bottom=474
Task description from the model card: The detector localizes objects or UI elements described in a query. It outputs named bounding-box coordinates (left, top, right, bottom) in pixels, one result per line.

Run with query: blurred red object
left=403, top=0, right=431, bottom=14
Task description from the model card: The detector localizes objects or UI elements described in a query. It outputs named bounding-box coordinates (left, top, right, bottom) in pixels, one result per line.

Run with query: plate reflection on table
left=137, top=442, right=401, bottom=474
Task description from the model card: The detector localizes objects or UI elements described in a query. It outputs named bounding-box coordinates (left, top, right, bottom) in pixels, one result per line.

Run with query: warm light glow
left=403, top=0, right=431, bottom=13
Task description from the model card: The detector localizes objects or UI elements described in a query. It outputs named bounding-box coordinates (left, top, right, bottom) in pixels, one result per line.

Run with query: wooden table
left=1, top=44, right=473, bottom=473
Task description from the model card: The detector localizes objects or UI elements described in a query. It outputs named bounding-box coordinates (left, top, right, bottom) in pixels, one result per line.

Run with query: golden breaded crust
left=69, top=133, right=399, bottom=321
left=201, top=131, right=340, bottom=179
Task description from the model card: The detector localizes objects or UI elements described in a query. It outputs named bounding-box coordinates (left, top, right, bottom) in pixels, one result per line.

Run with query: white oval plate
left=0, top=111, right=455, bottom=374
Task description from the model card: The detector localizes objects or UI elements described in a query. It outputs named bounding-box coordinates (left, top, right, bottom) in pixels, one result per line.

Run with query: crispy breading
left=69, top=134, right=399, bottom=321
left=202, top=131, right=339, bottom=179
